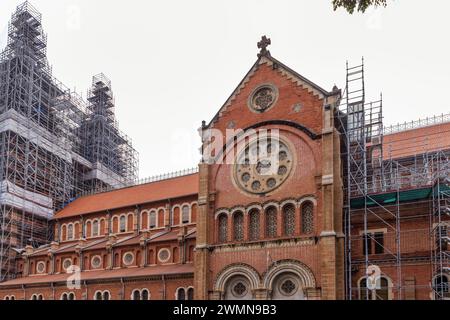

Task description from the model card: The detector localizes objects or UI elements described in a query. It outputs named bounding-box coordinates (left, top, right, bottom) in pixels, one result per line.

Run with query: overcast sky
left=1, top=0, right=449, bottom=179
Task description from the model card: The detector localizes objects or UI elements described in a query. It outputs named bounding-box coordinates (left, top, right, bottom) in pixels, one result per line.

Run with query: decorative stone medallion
left=248, top=84, right=279, bottom=113
left=158, top=248, right=171, bottom=263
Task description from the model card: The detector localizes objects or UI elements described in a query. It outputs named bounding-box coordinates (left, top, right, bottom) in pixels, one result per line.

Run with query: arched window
left=95, top=291, right=102, bottom=300
left=433, top=274, right=449, bottom=299
left=141, top=289, right=150, bottom=300
left=67, top=224, right=74, bottom=240
left=127, top=214, right=133, bottom=232
left=92, top=220, right=99, bottom=237
left=120, top=216, right=126, bottom=233
left=301, top=201, right=314, bottom=234
left=61, top=224, right=67, bottom=241
left=132, top=290, right=141, bottom=300
left=233, top=211, right=244, bottom=241
left=182, top=205, right=190, bottom=224
left=86, top=221, right=92, bottom=237
left=283, top=204, right=295, bottom=236
left=265, top=206, right=277, bottom=238
left=177, top=288, right=186, bottom=300
left=149, top=212, right=157, bottom=229
left=248, top=209, right=260, bottom=241
left=187, top=288, right=194, bottom=300
left=359, top=276, right=390, bottom=300
left=61, top=292, right=75, bottom=300
left=141, top=211, right=148, bottom=230
left=103, top=291, right=110, bottom=300
left=218, top=214, right=228, bottom=243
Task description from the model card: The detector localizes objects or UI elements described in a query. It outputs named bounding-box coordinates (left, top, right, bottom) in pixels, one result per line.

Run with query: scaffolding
left=338, top=59, right=450, bottom=300
left=0, top=2, right=138, bottom=281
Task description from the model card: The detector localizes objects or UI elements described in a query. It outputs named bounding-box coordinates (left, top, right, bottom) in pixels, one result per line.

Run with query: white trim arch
left=215, top=209, right=230, bottom=220
left=263, top=202, right=280, bottom=211
left=280, top=199, right=297, bottom=209
left=94, top=290, right=111, bottom=300
left=298, top=196, right=317, bottom=207
left=131, top=288, right=150, bottom=300
left=214, top=263, right=261, bottom=293
left=263, top=260, right=316, bottom=290
left=245, top=204, right=263, bottom=214
left=30, top=293, right=44, bottom=300
left=60, top=292, right=76, bottom=300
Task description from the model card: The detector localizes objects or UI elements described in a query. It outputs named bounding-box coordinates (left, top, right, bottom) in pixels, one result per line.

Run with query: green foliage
left=332, top=0, right=388, bottom=14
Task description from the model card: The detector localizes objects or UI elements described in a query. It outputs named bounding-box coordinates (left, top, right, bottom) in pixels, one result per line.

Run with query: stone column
left=194, top=163, right=211, bottom=300
left=319, top=95, right=345, bottom=300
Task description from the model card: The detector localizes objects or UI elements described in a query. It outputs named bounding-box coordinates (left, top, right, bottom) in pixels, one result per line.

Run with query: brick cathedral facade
left=0, top=38, right=448, bottom=301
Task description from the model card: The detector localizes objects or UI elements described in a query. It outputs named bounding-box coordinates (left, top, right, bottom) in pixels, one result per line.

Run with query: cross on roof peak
left=257, top=35, right=271, bottom=58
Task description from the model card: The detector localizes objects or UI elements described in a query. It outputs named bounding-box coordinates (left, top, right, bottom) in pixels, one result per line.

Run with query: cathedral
left=0, top=4, right=449, bottom=301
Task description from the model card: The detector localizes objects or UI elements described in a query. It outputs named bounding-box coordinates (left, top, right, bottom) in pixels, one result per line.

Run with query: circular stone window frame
left=232, top=135, right=296, bottom=196
left=91, top=255, right=102, bottom=269
left=36, top=261, right=46, bottom=274
left=122, top=251, right=135, bottom=266
left=277, top=274, right=300, bottom=297
left=247, top=83, right=279, bottom=114
left=62, top=258, right=73, bottom=271
left=228, top=277, right=250, bottom=298
left=158, top=248, right=171, bottom=263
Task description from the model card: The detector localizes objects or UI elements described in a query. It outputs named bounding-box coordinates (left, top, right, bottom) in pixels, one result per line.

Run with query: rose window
left=248, top=84, right=279, bottom=113
left=234, top=139, right=293, bottom=194
left=280, top=279, right=297, bottom=296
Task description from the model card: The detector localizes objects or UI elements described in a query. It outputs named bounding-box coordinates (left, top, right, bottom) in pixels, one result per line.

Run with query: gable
left=207, top=55, right=337, bottom=136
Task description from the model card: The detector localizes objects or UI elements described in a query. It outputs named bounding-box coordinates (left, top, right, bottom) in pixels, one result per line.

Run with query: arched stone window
left=265, top=206, right=277, bottom=238
left=182, top=205, right=190, bottom=224
left=141, top=289, right=150, bottom=300
left=119, top=216, right=126, bottom=233
left=132, top=290, right=140, bottom=300
left=233, top=211, right=244, bottom=242
left=248, top=209, right=260, bottom=241
left=141, top=211, right=148, bottom=230
left=149, top=212, right=157, bottom=229
left=102, top=291, right=110, bottom=300
left=61, top=224, right=67, bottom=241
left=67, top=224, right=74, bottom=240
left=301, top=201, right=314, bottom=234
left=177, top=288, right=186, bottom=300
left=92, top=220, right=99, bottom=237
left=218, top=214, right=228, bottom=243
left=282, top=204, right=295, bottom=236
left=187, top=288, right=194, bottom=300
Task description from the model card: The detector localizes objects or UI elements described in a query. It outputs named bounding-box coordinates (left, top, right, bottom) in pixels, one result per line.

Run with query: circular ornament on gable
left=247, top=83, right=279, bottom=113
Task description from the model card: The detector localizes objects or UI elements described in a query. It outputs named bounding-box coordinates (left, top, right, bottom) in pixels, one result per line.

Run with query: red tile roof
left=383, top=122, right=450, bottom=160
left=0, top=263, right=194, bottom=287
left=54, top=173, right=199, bottom=219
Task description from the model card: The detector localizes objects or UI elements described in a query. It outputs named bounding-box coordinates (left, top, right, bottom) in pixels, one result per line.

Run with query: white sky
left=1, top=0, right=449, bottom=179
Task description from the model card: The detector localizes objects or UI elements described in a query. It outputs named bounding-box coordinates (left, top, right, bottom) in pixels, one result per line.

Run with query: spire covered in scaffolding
left=87, top=74, right=115, bottom=124
left=4, top=1, right=48, bottom=70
